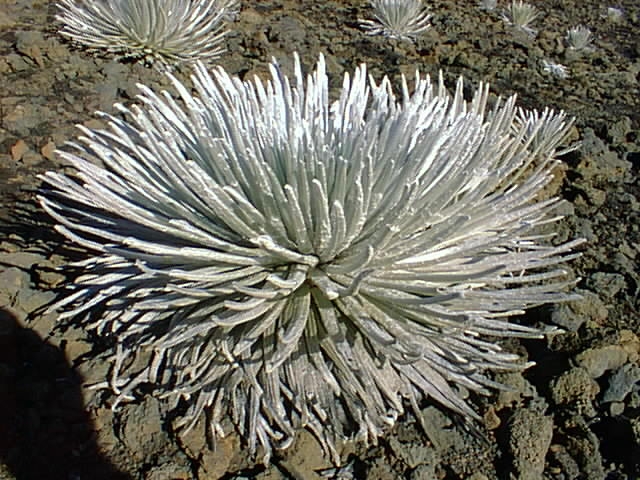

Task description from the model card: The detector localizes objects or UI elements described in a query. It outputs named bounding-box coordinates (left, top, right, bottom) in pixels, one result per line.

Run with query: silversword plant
left=502, top=0, right=539, bottom=36
left=360, top=0, right=432, bottom=42
left=606, top=6, right=623, bottom=22
left=56, top=0, right=239, bottom=69
left=40, top=53, right=583, bottom=463
left=478, top=0, right=498, bottom=12
left=542, top=59, right=569, bottom=79
left=565, top=25, right=593, bottom=52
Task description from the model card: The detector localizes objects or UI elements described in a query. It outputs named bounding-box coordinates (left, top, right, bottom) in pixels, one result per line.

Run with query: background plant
left=56, top=0, right=239, bottom=69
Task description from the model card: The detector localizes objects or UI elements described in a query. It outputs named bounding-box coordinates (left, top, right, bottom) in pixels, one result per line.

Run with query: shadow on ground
left=0, top=307, right=130, bottom=480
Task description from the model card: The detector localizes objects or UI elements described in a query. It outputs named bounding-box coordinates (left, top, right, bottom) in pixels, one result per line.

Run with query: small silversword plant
left=360, top=0, right=432, bottom=42
left=606, top=7, right=623, bottom=22
left=56, top=0, right=239, bottom=69
left=542, top=59, right=569, bottom=79
left=478, top=0, right=498, bottom=11
left=40, top=54, right=583, bottom=463
left=502, top=0, right=539, bottom=36
left=565, top=25, right=594, bottom=52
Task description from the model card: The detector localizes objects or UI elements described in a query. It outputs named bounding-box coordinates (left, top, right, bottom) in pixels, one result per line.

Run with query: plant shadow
left=0, top=306, right=130, bottom=479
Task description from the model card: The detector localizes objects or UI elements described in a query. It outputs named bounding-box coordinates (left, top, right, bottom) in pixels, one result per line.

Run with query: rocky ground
left=0, top=0, right=639, bottom=479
